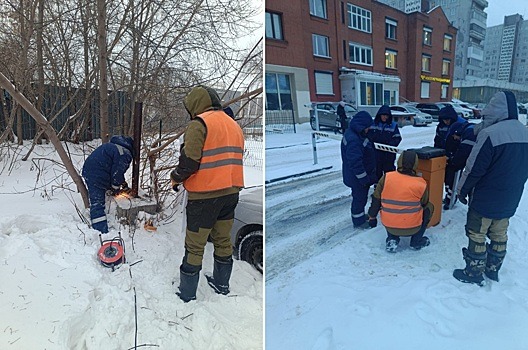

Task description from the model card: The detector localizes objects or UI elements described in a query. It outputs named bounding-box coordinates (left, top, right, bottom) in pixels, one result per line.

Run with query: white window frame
left=423, top=27, right=433, bottom=46
left=442, top=59, right=451, bottom=75
left=310, top=0, right=327, bottom=19
left=422, top=54, right=431, bottom=72
left=421, top=81, right=430, bottom=99
left=441, top=84, right=449, bottom=99
left=385, top=18, right=397, bottom=40
left=385, top=49, right=397, bottom=69
left=312, top=34, right=330, bottom=58
left=359, top=81, right=383, bottom=106
left=349, top=42, right=373, bottom=66
left=347, top=4, right=371, bottom=33
left=265, top=12, right=283, bottom=40
left=315, top=71, right=334, bottom=95
left=443, top=34, right=452, bottom=51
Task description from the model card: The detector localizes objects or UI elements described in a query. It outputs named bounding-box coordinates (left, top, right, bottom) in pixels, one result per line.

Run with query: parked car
left=309, top=102, right=357, bottom=131
left=416, top=103, right=444, bottom=121
left=230, top=185, right=263, bottom=273
left=442, top=102, right=474, bottom=119
left=391, top=104, right=433, bottom=125
left=458, top=102, right=481, bottom=119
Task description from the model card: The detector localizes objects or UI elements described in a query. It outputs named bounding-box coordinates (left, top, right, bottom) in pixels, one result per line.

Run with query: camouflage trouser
left=182, top=192, right=239, bottom=271
left=465, top=208, right=509, bottom=255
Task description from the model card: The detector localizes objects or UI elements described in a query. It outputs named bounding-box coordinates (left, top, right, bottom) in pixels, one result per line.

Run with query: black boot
left=177, top=266, right=200, bottom=302
left=206, top=255, right=233, bottom=295
left=453, top=248, right=486, bottom=286
left=485, top=243, right=506, bottom=282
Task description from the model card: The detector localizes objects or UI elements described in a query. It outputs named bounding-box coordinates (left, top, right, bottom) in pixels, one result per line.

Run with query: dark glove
left=459, top=193, right=468, bottom=205
left=171, top=177, right=180, bottom=192
left=121, top=181, right=129, bottom=190
left=368, top=217, right=377, bottom=228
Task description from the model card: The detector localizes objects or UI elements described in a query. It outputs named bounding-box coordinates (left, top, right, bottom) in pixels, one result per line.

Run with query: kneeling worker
left=367, top=150, right=434, bottom=252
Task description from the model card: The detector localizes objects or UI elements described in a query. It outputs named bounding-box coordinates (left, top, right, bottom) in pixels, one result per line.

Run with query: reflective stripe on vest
left=380, top=171, right=427, bottom=229
left=183, top=110, right=244, bottom=192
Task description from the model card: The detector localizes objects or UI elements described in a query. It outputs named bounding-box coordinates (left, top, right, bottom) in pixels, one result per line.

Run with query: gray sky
left=486, top=0, right=528, bottom=27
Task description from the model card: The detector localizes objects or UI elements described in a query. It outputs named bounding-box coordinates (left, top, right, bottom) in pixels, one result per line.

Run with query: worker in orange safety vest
left=170, top=85, right=244, bottom=302
left=367, top=150, right=434, bottom=253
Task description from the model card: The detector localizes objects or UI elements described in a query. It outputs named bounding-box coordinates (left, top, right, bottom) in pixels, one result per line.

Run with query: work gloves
left=368, top=217, right=378, bottom=228
left=170, top=177, right=180, bottom=192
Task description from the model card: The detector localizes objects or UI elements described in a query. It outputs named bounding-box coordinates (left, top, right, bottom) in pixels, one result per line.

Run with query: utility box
left=412, top=146, right=446, bottom=227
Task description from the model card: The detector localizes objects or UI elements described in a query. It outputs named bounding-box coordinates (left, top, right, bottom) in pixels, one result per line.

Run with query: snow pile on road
left=0, top=141, right=262, bottom=349
left=266, top=121, right=528, bottom=349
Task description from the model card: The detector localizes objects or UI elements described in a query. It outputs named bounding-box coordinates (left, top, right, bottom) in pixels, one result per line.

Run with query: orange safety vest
left=183, top=110, right=244, bottom=192
left=380, top=171, right=427, bottom=229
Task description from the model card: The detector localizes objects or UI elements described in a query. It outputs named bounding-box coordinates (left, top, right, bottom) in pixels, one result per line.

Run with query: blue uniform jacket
left=82, top=136, right=134, bottom=189
left=341, top=111, right=376, bottom=188
left=449, top=123, right=476, bottom=171
left=458, top=91, right=528, bottom=219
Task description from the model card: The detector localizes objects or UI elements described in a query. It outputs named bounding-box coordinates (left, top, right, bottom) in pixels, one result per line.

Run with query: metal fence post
left=312, top=132, right=318, bottom=165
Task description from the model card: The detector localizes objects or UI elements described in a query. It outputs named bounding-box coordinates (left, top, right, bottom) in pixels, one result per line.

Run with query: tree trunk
left=0, top=72, right=90, bottom=209
left=97, top=0, right=109, bottom=143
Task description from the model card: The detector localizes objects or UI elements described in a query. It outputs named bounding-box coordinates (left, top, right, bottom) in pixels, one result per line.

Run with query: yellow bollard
left=413, top=147, right=446, bottom=227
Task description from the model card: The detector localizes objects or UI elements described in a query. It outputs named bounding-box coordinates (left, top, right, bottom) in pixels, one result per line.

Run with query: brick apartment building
left=265, top=0, right=457, bottom=122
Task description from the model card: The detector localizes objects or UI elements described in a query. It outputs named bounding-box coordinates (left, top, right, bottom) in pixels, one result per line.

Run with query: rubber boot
left=485, top=243, right=506, bottom=282
left=206, top=256, right=233, bottom=295
left=453, top=248, right=486, bottom=286
left=177, top=267, right=200, bottom=302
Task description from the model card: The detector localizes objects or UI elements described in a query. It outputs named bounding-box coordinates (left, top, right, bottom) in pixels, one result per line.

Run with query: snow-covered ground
left=0, top=141, right=263, bottom=349
left=265, top=120, right=528, bottom=349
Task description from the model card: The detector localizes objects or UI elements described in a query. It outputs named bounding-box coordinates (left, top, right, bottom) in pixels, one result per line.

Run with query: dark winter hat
left=438, top=105, right=457, bottom=122
left=397, top=150, right=418, bottom=175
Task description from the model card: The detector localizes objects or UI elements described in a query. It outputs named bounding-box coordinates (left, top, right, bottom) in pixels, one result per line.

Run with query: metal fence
left=265, top=109, right=296, bottom=134
left=0, top=86, right=129, bottom=141
left=241, top=115, right=263, bottom=170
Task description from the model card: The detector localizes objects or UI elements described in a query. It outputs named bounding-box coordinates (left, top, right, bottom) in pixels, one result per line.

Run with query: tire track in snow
left=266, top=171, right=362, bottom=281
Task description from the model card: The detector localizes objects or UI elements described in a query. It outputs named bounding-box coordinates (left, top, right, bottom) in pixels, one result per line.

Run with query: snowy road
left=266, top=171, right=363, bottom=281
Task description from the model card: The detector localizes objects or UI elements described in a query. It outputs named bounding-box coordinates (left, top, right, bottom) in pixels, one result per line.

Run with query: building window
left=421, top=81, right=430, bottom=98
left=442, top=59, right=451, bottom=75
left=265, top=12, right=283, bottom=40
left=422, top=54, right=431, bottom=72
left=310, top=0, right=327, bottom=19
left=312, top=34, right=330, bottom=58
left=360, top=81, right=383, bottom=106
left=423, top=27, right=432, bottom=46
left=385, top=18, right=397, bottom=40
left=441, top=84, right=449, bottom=99
left=315, top=71, right=333, bottom=95
left=349, top=42, right=372, bottom=66
left=443, top=34, right=452, bottom=51
left=265, top=73, right=293, bottom=110
left=347, top=4, right=371, bottom=33
left=384, top=89, right=397, bottom=105
left=385, top=49, right=397, bottom=69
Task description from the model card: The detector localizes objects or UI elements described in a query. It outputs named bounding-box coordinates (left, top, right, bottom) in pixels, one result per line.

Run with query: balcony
left=472, top=0, right=488, bottom=9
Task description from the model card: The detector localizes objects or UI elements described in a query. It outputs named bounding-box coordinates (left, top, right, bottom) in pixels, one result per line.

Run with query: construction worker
left=82, top=136, right=134, bottom=233
left=368, top=105, right=402, bottom=182
left=170, top=85, right=244, bottom=302
left=454, top=91, right=528, bottom=286
left=433, top=105, right=465, bottom=149
left=336, top=101, right=347, bottom=134
left=367, top=150, right=434, bottom=252
left=341, top=111, right=376, bottom=229
left=443, top=121, right=476, bottom=210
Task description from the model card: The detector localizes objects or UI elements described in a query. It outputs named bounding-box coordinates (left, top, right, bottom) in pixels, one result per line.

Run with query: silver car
left=390, top=105, right=432, bottom=126
left=309, top=102, right=357, bottom=131
left=231, top=185, right=263, bottom=273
